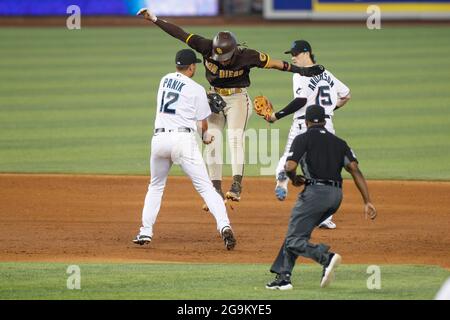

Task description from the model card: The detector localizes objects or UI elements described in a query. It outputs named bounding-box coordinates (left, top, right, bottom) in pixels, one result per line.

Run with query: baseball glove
left=207, top=93, right=227, bottom=114
left=253, top=95, right=273, bottom=119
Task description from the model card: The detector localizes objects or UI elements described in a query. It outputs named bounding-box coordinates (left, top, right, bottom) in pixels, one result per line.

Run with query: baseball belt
left=305, top=179, right=342, bottom=189
left=154, top=127, right=193, bottom=133
left=213, top=87, right=244, bottom=96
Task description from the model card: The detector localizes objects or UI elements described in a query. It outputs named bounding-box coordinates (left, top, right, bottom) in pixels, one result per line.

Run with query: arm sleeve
left=274, top=97, right=307, bottom=120
left=153, top=20, right=212, bottom=57
left=186, top=34, right=213, bottom=57
left=287, top=135, right=307, bottom=163
left=154, top=19, right=190, bottom=42
left=195, top=88, right=212, bottom=121
left=243, top=48, right=270, bottom=68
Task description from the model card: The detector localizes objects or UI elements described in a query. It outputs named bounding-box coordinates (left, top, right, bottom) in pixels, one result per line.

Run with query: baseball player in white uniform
left=266, top=40, right=351, bottom=229
left=133, top=49, right=236, bottom=250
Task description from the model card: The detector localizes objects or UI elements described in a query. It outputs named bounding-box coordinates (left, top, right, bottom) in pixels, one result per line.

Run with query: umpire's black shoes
left=266, top=273, right=293, bottom=290
left=320, top=253, right=342, bottom=288
left=132, top=234, right=152, bottom=245
left=221, top=227, right=236, bottom=250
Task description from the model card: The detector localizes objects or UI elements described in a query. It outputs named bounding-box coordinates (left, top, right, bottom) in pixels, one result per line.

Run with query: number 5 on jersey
left=316, top=86, right=332, bottom=106
left=160, top=91, right=179, bottom=114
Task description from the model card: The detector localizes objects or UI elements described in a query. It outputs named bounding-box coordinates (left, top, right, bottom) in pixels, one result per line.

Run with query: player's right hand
left=364, top=202, right=377, bottom=220
left=136, top=8, right=157, bottom=22
left=202, top=132, right=215, bottom=145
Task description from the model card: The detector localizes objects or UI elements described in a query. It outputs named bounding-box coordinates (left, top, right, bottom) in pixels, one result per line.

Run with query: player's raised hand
left=136, top=8, right=157, bottom=22
left=364, top=202, right=377, bottom=220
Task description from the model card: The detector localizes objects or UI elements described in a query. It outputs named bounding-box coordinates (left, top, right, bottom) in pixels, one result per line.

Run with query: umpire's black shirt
left=287, top=125, right=358, bottom=182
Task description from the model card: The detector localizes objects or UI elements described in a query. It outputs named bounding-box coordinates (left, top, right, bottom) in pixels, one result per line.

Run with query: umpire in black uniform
left=266, top=105, right=377, bottom=290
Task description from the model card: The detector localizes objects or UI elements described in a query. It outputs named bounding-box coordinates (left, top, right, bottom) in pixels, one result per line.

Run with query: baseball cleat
left=319, top=220, right=337, bottom=229
left=266, top=273, right=293, bottom=290
left=225, top=181, right=242, bottom=202
left=275, top=172, right=288, bottom=201
left=275, top=186, right=287, bottom=201
left=132, top=234, right=152, bottom=245
left=320, top=253, right=341, bottom=288
left=221, top=227, right=236, bottom=250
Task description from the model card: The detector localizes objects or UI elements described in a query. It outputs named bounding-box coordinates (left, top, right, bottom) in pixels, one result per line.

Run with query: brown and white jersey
left=186, top=34, right=270, bottom=88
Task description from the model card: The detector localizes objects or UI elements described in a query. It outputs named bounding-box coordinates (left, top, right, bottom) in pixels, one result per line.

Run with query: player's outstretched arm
left=267, top=97, right=307, bottom=123
left=137, top=8, right=191, bottom=43
left=265, top=59, right=325, bottom=77
left=345, top=161, right=377, bottom=220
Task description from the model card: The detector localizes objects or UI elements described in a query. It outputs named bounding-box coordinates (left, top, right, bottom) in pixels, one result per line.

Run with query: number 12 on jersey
left=160, top=91, right=179, bottom=114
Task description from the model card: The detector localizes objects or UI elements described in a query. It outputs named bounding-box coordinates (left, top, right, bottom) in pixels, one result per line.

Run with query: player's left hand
left=253, top=95, right=274, bottom=121
left=264, top=113, right=277, bottom=123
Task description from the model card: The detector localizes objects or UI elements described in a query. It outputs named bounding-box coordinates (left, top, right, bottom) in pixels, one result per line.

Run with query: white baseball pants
left=205, top=90, right=252, bottom=181
left=139, top=131, right=231, bottom=238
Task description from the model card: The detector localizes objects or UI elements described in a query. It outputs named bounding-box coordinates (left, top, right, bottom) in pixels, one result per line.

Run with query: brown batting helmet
left=211, top=31, right=237, bottom=62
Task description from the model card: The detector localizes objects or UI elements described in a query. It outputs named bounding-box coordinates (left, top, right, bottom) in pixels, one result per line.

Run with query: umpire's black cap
left=305, top=105, right=326, bottom=123
left=175, top=49, right=202, bottom=66
left=284, top=40, right=312, bottom=55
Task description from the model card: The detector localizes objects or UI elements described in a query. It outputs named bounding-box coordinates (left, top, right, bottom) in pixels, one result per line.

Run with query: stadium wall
left=264, top=0, right=450, bottom=20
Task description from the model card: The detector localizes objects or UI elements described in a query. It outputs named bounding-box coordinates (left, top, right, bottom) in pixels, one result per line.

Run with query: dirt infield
left=0, top=174, right=449, bottom=268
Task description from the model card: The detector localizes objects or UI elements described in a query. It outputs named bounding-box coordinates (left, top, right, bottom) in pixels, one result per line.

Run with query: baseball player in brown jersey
left=137, top=8, right=325, bottom=203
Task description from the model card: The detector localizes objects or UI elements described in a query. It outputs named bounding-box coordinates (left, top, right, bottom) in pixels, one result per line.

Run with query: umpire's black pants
left=270, top=185, right=343, bottom=275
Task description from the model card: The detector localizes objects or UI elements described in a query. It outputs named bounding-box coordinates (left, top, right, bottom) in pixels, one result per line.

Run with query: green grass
left=1, top=26, right=450, bottom=179
left=0, top=262, right=448, bottom=300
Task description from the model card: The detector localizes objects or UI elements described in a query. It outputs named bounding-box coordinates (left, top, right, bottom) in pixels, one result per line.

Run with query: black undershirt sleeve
left=154, top=19, right=191, bottom=42
left=275, top=97, right=307, bottom=120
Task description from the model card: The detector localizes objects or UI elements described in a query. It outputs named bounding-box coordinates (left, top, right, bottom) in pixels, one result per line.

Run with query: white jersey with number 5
left=275, top=68, right=350, bottom=183
left=155, top=72, right=211, bottom=130
left=292, top=69, right=350, bottom=119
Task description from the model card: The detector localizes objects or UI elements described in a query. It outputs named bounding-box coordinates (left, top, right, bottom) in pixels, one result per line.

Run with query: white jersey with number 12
left=154, top=72, right=211, bottom=131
